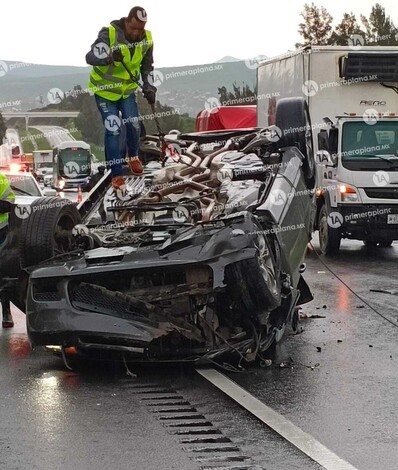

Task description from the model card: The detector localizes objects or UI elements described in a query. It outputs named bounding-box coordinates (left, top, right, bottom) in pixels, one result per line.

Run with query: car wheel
left=318, top=204, right=341, bottom=255
left=226, top=237, right=281, bottom=314
left=19, top=197, right=81, bottom=268
left=275, top=97, right=315, bottom=189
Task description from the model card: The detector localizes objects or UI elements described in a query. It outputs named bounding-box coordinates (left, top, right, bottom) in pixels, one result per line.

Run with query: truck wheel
left=275, top=97, right=315, bottom=189
left=19, top=197, right=81, bottom=268
left=318, top=205, right=341, bottom=255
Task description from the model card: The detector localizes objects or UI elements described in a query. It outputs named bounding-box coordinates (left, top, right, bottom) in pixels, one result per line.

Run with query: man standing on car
left=86, top=6, right=157, bottom=190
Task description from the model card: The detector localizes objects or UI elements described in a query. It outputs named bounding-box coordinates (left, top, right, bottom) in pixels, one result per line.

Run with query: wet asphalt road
left=1, top=237, right=397, bottom=470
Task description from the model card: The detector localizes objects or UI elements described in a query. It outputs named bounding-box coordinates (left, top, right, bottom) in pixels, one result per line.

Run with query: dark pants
left=95, top=94, right=140, bottom=177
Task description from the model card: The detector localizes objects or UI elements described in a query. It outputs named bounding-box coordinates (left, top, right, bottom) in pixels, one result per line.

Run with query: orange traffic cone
left=77, top=185, right=83, bottom=203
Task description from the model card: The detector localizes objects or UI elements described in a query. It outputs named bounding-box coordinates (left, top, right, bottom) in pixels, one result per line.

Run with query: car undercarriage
left=1, top=98, right=316, bottom=367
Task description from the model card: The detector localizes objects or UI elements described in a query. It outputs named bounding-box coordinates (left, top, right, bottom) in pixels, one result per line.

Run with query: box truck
left=32, top=150, right=53, bottom=183
left=257, top=45, right=398, bottom=254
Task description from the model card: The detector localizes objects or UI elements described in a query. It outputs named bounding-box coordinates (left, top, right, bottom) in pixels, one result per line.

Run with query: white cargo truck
left=257, top=45, right=398, bottom=254
left=33, top=150, right=53, bottom=184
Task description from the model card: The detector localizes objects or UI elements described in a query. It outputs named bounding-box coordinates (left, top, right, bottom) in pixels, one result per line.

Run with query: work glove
left=111, top=48, right=124, bottom=62
left=142, top=84, right=157, bottom=105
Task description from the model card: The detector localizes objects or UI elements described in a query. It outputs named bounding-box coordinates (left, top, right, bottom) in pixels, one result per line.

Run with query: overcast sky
left=2, top=0, right=398, bottom=67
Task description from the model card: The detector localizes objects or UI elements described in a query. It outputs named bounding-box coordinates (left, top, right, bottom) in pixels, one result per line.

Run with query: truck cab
left=257, top=45, right=398, bottom=253
left=316, top=114, right=398, bottom=252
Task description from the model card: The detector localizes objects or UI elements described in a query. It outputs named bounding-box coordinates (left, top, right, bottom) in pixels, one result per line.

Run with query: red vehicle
left=195, top=105, right=257, bottom=131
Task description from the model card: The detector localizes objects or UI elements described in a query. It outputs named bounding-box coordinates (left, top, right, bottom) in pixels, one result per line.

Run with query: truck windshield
left=342, top=121, right=398, bottom=170
left=58, top=149, right=91, bottom=178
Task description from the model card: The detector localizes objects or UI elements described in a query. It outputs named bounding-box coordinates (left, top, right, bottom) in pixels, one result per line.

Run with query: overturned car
left=7, top=98, right=316, bottom=365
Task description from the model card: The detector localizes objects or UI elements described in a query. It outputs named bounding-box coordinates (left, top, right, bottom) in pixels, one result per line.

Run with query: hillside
left=0, top=59, right=257, bottom=116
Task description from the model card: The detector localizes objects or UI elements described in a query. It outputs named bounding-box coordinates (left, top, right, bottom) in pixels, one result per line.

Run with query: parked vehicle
left=257, top=45, right=398, bottom=253
left=52, top=141, right=92, bottom=191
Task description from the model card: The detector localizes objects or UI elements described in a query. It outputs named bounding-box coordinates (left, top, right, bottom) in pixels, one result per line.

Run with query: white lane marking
left=197, top=368, right=358, bottom=470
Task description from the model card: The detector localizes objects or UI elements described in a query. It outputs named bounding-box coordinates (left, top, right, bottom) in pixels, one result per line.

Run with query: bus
left=53, top=141, right=92, bottom=191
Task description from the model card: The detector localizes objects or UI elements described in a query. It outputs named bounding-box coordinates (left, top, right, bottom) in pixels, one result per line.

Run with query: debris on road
left=370, top=289, right=398, bottom=295
left=298, top=310, right=326, bottom=320
left=260, top=359, right=272, bottom=367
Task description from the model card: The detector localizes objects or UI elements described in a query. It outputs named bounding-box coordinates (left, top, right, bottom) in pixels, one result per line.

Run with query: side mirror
left=316, top=150, right=337, bottom=167
left=318, top=130, right=329, bottom=150
left=329, top=128, right=338, bottom=155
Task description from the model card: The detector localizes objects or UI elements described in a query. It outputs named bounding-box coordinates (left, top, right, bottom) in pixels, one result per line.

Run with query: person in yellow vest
left=0, top=172, right=16, bottom=328
left=0, top=173, right=15, bottom=241
left=86, top=6, right=156, bottom=191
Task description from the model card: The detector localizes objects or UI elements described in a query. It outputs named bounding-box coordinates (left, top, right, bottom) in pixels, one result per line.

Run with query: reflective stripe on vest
left=89, top=27, right=153, bottom=100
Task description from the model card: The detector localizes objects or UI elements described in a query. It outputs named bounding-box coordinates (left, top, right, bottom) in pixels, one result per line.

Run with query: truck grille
left=364, top=187, right=398, bottom=199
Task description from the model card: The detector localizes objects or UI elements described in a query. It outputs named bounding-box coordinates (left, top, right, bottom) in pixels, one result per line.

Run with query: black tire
left=379, top=240, right=393, bottom=247
left=226, top=244, right=281, bottom=314
left=318, top=204, right=341, bottom=255
left=275, top=97, right=315, bottom=189
left=19, top=197, right=81, bottom=268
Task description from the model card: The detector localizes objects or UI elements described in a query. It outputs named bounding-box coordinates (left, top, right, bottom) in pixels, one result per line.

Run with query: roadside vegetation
left=18, top=128, right=51, bottom=152
left=217, top=3, right=398, bottom=103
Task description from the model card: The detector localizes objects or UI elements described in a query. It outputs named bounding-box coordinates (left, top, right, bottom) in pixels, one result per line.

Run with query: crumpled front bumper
left=26, top=213, right=267, bottom=357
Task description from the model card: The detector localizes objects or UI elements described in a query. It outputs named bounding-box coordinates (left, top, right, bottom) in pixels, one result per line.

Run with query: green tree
left=0, top=113, right=6, bottom=144
left=137, top=95, right=195, bottom=134
left=360, top=3, right=398, bottom=45
left=329, top=13, right=364, bottom=45
left=218, top=82, right=257, bottom=105
left=296, top=3, right=333, bottom=48
left=74, top=91, right=104, bottom=145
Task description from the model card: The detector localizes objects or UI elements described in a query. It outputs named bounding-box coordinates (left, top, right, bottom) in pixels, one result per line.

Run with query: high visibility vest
left=0, top=173, right=15, bottom=230
left=89, top=26, right=153, bottom=101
